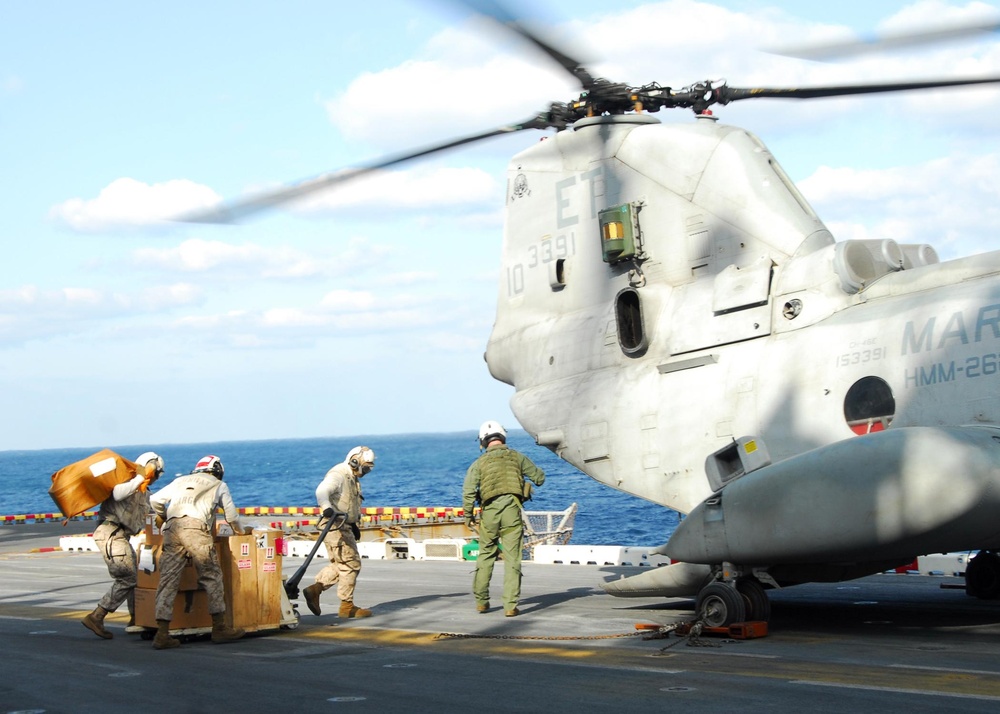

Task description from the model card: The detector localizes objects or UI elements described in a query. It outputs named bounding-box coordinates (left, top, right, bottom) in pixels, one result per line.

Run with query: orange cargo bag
left=48, top=449, right=141, bottom=519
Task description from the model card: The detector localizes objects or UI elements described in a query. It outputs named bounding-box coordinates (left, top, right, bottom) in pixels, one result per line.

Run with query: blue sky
left=4, top=1, right=1000, bottom=451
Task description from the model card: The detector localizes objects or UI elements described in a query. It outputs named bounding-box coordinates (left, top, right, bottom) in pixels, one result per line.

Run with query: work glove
left=351, top=523, right=361, bottom=540
left=465, top=516, right=478, bottom=528
left=243, top=526, right=254, bottom=535
left=322, top=507, right=335, bottom=519
left=154, top=515, right=165, bottom=530
left=140, top=463, right=161, bottom=492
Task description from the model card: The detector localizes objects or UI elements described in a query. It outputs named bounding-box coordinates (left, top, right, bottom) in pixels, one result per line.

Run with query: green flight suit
left=463, top=443, right=545, bottom=611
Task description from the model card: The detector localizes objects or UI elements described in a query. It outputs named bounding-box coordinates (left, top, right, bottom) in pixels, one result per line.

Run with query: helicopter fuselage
left=485, top=113, right=1000, bottom=589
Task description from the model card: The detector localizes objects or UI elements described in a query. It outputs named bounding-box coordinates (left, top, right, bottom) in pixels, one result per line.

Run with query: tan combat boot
left=210, top=612, right=246, bottom=644
left=303, top=583, right=323, bottom=616
left=152, top=619, right=180, bottom=650
left=338, top=601, right=372, bottom=618
left=82, top=605, right=113, bottom=639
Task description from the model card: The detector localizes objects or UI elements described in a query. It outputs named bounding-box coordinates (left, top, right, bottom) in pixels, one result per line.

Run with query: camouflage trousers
left=473, top=494, right=525, bottom=611
left=155, top=516, right=226, bottom=621
left=314, top=522, right=361, bottom=602
left=93, top=520, right=137, bottom=615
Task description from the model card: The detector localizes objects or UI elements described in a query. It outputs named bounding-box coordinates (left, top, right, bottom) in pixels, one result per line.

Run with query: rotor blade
left=445, top=0, right=595, bottom=89
left=717, top=75, right=1000, bottom=103
left=177, top=119, right=547, bottom=224
left=770, top=16, right=1000, bottom=61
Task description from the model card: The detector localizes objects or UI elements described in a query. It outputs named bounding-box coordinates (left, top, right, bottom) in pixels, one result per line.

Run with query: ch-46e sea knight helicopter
left=184, top=3, right=1000, bottom=626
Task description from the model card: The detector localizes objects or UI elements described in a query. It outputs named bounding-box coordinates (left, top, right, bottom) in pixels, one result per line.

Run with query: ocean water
left=0, top=431, right=678, bottom=547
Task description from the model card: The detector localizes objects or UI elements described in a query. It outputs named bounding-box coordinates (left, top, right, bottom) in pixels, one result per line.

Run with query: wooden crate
left=134, top=530, right=285, bottom=633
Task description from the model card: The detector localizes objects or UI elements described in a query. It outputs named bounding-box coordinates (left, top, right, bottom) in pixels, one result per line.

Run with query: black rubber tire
left=736, top=577, right=771, bottom=622
left=696, top=582, right=746, bottom=627
left=966, top=551, right=1000, bottom=599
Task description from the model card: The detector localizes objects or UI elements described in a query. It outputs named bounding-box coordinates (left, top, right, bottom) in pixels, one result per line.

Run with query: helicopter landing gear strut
left=695, top=576, right=772, bottom=627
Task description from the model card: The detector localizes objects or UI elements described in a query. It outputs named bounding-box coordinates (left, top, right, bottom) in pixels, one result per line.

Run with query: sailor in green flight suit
left=462, top=420, right=546, bottom=616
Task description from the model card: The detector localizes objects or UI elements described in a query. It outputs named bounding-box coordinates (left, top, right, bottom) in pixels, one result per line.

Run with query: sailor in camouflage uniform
left=463, top=421, right=545, bottom=617
left=148, top=455, right=247, bottom=649
left=82, top=452, right=164, bottom=639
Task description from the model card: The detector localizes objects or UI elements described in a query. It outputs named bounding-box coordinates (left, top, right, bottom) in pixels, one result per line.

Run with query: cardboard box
left=135, top=543, right=201, bottom=591
left=143, top=514, right=162, bottom=542
left=134, top=587, right=212, bottom=629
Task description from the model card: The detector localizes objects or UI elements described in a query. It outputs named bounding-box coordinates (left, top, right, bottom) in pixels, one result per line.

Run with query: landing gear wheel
left=736, top=577, right=771, bottom=622
left=966, top=551, right=1000, bottom=599
left=696, top=582, right=746, bottom=628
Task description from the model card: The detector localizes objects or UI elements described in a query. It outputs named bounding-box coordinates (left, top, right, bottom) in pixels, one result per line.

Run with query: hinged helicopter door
left=670, top=255, right=773, bottom=355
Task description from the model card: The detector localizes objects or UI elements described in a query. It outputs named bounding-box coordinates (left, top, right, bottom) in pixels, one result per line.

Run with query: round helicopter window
left=844, top=376, right=895, bottom=435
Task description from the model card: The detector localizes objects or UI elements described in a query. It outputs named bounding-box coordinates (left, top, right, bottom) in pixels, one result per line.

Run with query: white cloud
left=153, top=276, right=494, bottom=350
left=132, top=237, right=389, bottom=279
left=292, top=166, right=501, bottom=217
left=323, top=1, right=1000, bottom=149
left=53, top=166, right=501, bottom=235
left=0, top=283, right=202, bottom=315
left=49, top=178, right=222, bottom=232
left=0, top=282, right=205, bottom=346
left=318, top=289, right=377, bottom=312
left=324, top=52, right=574, bottom=148
left=879, top=1, right=1000, bottom=33
left=798, top=151, right=1000, bottom=258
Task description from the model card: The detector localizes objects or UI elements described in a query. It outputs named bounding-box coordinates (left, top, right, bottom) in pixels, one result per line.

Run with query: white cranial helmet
left=346, top=446, right=375, bottom=475
left=478, top=420, right=507, bottom=447
left=194, top=454, right=225, bottom=479
left=135, top=451, right=165, bottom=476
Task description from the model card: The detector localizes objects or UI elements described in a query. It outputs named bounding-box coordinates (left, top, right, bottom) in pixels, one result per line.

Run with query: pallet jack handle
left=284, top=510, right=346, bottom=600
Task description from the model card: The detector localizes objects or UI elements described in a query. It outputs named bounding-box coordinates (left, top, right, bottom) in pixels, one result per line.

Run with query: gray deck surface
left=2, top=520, right=999, bottom=713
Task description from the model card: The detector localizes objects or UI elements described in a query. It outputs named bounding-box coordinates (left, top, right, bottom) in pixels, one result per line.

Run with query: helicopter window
left=548, top=258, right=566, bottom=290
left=844, top=376, right=895, bottom=435
left=615, top=287, right=647, bottom=356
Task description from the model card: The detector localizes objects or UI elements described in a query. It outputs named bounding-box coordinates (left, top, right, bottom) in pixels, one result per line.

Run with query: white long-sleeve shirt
left=150, top=473, right=242, bottom=532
